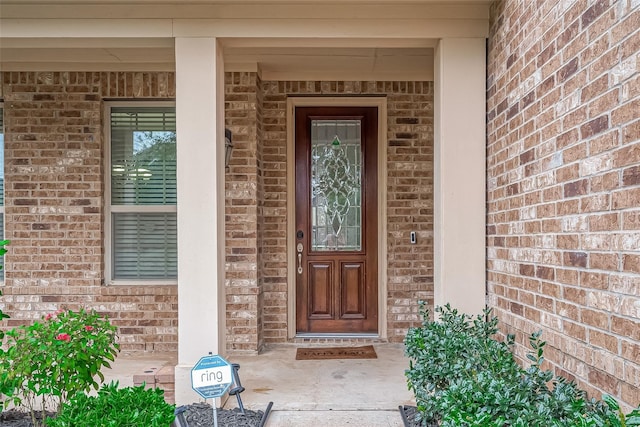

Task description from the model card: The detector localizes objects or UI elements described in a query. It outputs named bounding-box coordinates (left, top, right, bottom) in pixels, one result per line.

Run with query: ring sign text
left=191, top=354, right=233, bottom=399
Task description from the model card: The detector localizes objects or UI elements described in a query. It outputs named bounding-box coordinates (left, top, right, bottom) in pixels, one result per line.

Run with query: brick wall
left=385, top=83, right=435, bottom=341
left=258, top=81, right=288, bottom=342
left=0, top=71, right=435, bottom=354
left=260, top=81, right=434, bottom=343
left=487, top=0, right=639, bottom=408
left=0, top=71, right=178, bottom=353
left=224, top=72, right=262, bottom=353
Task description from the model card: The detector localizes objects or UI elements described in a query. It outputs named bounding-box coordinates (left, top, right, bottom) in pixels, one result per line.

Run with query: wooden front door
left=295, top=106, right=378, bottom=334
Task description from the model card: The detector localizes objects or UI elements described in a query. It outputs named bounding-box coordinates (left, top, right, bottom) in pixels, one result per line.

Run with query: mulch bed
left=0, top=409, right=56, bottom=427
left=0, top=403, right=271, bottom=427
left=180, top=402, right=271, bottom=427
left=399, top=405, right=438, bottom=427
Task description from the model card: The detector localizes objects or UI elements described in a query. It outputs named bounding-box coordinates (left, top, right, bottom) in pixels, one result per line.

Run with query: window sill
left=105, top=280, right=178, bottom=286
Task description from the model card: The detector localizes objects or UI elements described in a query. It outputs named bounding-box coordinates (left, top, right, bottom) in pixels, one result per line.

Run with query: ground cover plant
left=46, top=381, right=175, bottom=427
left=404, top=303, right=640, bottom=426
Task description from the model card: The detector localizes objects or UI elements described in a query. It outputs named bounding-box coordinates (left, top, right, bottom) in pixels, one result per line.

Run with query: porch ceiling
left=0, top=0, right=492, bottom=15
left=0, top=0, right=489, bottom=80
left=0, top=37, right=435, bottom=80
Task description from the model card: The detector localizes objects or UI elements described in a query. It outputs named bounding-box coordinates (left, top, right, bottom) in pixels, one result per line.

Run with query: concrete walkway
left=106, top=343, right=414, bottom=426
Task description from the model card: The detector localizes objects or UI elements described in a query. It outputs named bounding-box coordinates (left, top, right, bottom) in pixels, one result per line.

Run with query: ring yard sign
left=191, top=354, right=233, bottom=399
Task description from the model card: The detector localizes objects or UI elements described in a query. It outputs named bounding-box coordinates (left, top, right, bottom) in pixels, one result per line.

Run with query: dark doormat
left=295, top=345, right=377, bottom=360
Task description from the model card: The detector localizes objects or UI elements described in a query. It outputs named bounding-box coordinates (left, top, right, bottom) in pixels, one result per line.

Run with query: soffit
left=0, top=1, right=491, bottom=20
left=0, top=38, right=435, bottom=80
left=0, top=1, right=488, bottom=80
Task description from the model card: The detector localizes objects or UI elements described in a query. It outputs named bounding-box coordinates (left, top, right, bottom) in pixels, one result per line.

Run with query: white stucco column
left=174, top=37, right=226, bottom=404
left=433, top=38, right=486, bottom=316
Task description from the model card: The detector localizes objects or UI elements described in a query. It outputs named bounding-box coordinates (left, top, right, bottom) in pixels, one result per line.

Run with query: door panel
left=309, top=262, right=333, bottom=318
left=340, top=262, right=365, bottom=319
left=295, top=106, right=378, bottom=334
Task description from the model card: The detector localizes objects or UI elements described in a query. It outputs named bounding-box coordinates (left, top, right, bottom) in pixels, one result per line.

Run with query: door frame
left=286, top=97, right=388, bottom=339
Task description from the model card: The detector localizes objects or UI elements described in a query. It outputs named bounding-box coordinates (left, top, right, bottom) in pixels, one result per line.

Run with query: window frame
left=104, top=101, right=177, bottom=286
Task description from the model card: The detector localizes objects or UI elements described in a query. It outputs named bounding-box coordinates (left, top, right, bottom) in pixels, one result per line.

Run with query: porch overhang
left=0, top=0, right=490, bottom=80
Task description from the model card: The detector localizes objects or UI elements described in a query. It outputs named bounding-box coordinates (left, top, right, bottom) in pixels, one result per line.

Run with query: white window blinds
left=110, top=108, right=176, bottom=205
left=109, top=107, right=177, bottom=280
left=112, top=213, right=177, bottom=279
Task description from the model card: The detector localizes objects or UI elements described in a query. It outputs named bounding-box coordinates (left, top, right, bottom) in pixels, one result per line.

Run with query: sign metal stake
left=190, top=352, right=233, bottom=427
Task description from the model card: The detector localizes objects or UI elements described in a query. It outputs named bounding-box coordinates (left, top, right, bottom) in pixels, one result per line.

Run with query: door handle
left=297, top=243, right=303, bottom=274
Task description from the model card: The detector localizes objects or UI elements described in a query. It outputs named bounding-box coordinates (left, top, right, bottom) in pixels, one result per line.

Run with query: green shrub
left=0, top=285, right=11, bottom=405
left=0, top=289, right=8, bottom=337
left=438, top=333, right=605, bottom=426
left=1, top=309, right=119, bottom=425
left=0, top=239, right=10, bottom=339
left=404, top=303, right=517, bottom=424
left=404, top=303, right=640, bottom=426
left=0, top=239, right=12, bottom=408
left=601, top=395, right=640, bottom=427
left=47, top=382, right=176, bottom=427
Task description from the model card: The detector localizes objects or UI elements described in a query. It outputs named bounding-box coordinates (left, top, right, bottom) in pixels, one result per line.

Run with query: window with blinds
left=108, top=106, right=177, bottom=281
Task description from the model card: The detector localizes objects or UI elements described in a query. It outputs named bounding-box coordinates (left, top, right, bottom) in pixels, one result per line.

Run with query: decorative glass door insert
left=310, top=120, right=362, bottom=252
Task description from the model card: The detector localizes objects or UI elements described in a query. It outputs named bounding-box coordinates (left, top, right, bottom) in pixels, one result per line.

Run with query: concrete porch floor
left=106, top=343, right=415, bottom=426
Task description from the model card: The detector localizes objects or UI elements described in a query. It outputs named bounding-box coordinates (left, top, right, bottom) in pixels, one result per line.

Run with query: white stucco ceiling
left=0, top=37, right=435, bottom=80
left=0, top=1, right=489, bottom=80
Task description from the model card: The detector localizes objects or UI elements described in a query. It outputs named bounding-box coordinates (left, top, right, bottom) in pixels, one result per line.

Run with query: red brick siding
left=224, top=72, right=262, bottom=353
left=259, top=81, right=434, bottom=344
left=0, top=71, right=178, bottom=353
left=0, top=71, right=435, bottom=354
left=488, top=0, right=640, bottom=408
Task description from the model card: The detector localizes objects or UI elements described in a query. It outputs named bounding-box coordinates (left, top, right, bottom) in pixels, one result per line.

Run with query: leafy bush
left=404, top=303, right=640, bottom=426
left=0, top=239, right=10, bottom=339
left=438, top=333, right=606, bottom=426
left=601, top=395, right=640, bottom=427
left=0, top=239, right=10, bottom=408
left=404, top=303, right=517, bottom=424
left=47, top=381, right=176, bottom=427
left=0, top=306, right=10, bottom=406
left=0, top=289, right=8, bottom=338
left=1, top=309, right=119, bottom=425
